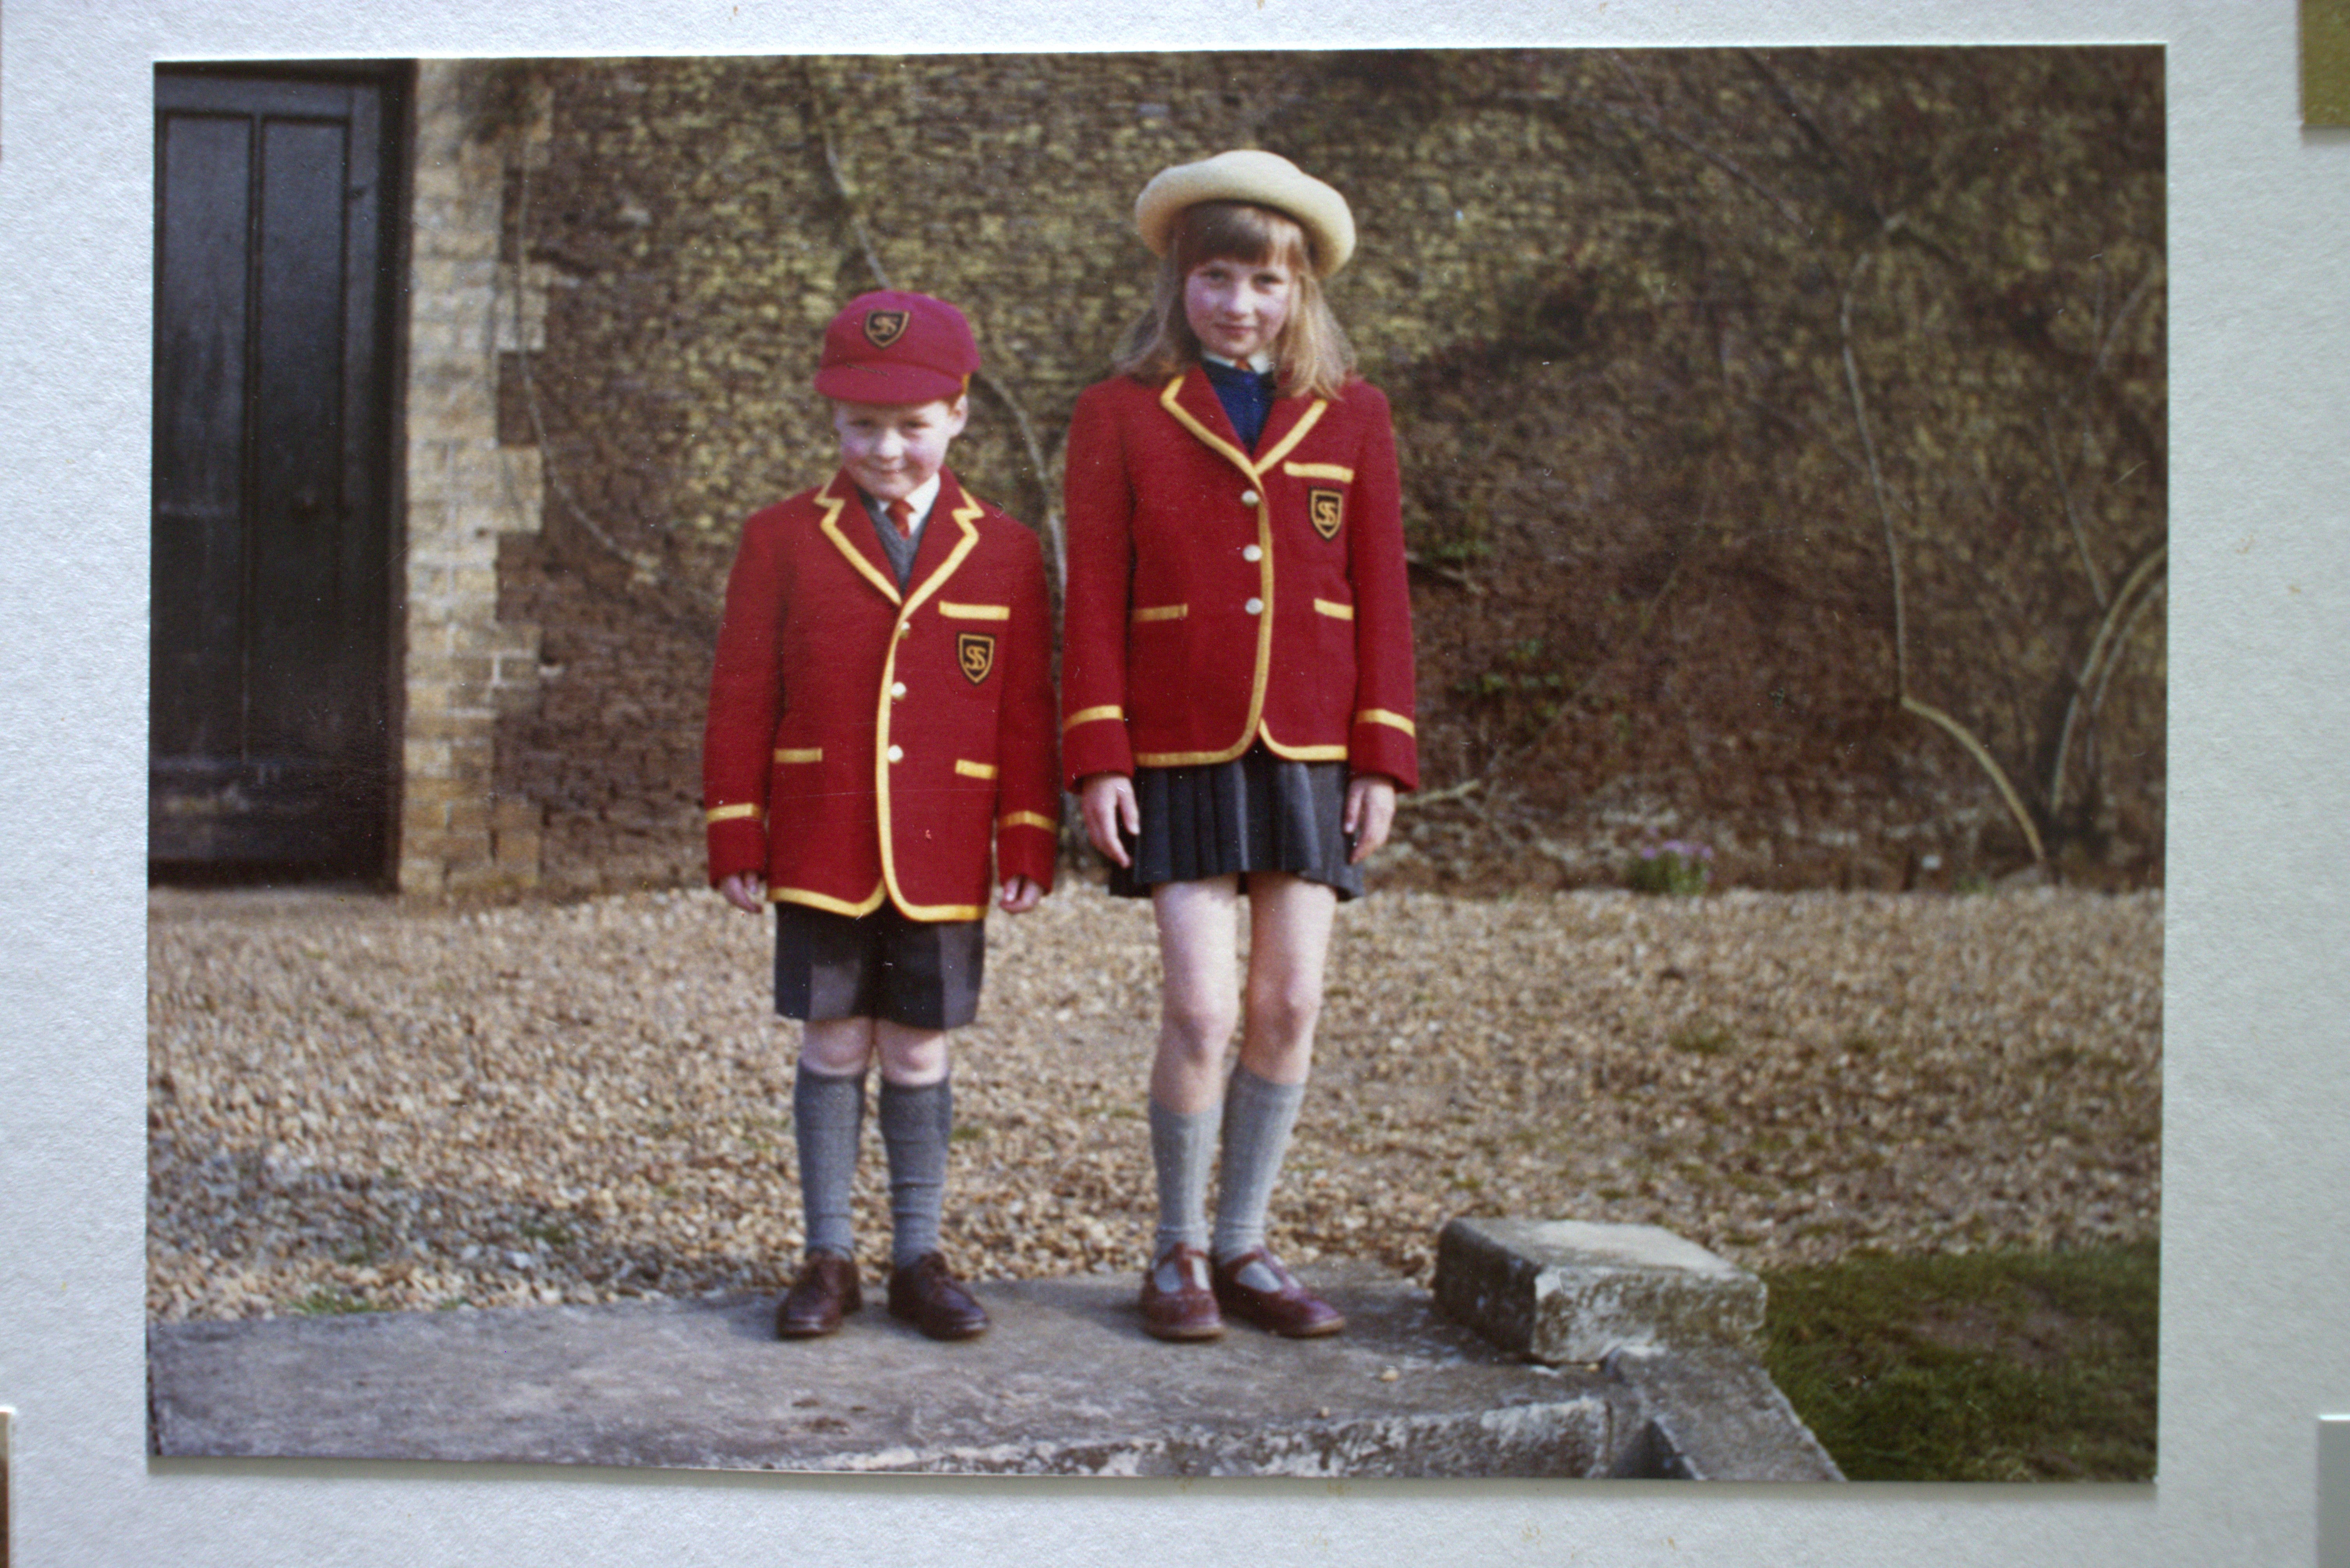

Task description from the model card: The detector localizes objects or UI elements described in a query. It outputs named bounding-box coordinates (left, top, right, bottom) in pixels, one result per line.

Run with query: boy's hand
left=718, top=872, right=767, bottom=913
left=1344, top=774, right=1398, bottom=864
left=998, top=875, right=1044, bottom=913
left=1080, top=772, right=1138, bottom=868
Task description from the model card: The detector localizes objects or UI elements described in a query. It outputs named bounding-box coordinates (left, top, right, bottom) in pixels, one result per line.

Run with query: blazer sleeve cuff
left=1061, top=709, right=1135, bottom=791
left=996, top=812, right=1060, bottom=893
left=1348, top=714, right=1420, bottom=794
left=706, top=812, right=769, bottom=887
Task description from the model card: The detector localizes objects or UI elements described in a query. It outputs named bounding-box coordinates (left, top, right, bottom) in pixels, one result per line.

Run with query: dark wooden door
left=151, top=67, right=403, bottom=876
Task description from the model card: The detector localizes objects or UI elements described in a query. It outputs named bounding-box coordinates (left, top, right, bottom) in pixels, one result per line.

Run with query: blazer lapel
left=1161, top=367, right=1328, bottom=478
left=901, top=468, right=984, bottom=615
left=816, top=470, right=904, bottom=606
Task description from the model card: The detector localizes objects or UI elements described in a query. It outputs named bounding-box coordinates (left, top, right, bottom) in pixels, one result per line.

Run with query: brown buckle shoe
left=887, top=1252, right=989, bottom=1341
left=1139, top=1243, right=1224, bottom=1341
left=776, top=1251, right=861, bottom=1339
left=1212, top=1247, right=1345, bottom=1338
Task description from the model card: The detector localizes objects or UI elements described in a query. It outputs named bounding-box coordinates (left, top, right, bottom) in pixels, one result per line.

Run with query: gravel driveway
left=148, top=881, right=2160, bottom=1321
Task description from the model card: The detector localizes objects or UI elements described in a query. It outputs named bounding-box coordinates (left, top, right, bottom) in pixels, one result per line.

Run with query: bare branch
left=2047, top=541, right=2167, bottom=818
left=1901, top=694, right=2048, bottom=867
left=1839, top=244, right=1910, bottom=698
left=2043, top=409, right=2110, bottom=607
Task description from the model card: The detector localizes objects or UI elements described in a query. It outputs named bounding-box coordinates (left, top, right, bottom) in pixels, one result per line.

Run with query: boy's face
left=832, top=395, right=968, bottom=502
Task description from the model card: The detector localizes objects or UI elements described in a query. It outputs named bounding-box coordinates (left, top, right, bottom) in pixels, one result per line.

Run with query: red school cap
left=813, top=291, right=981, bottom=406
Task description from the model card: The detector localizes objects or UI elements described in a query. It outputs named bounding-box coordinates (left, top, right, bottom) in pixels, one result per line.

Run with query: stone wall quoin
left=399, top=60, right=552, bottom=894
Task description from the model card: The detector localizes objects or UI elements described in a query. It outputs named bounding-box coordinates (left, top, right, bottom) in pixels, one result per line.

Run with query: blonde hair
left=1115, top=202, right=1356, bottom=401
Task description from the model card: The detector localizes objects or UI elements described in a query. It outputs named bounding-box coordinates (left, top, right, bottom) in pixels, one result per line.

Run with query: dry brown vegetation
left=148, top=880, right=2157, bottom=1321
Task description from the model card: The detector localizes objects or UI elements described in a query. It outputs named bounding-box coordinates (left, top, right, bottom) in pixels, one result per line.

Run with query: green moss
left=1760, top=1239, right=2157, bottom=1481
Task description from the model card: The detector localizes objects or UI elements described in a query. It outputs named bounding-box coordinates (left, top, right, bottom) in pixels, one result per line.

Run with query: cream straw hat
left=1133, top=149, right=1357, bottom=277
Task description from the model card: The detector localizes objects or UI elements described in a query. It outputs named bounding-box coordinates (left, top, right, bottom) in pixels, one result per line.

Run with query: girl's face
left=1183, top=254, right=1295, bottom=364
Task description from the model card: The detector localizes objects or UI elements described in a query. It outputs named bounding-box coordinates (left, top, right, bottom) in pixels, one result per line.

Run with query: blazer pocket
left=1131, top=603, right=1188, bottom=624
left=1312, top=598, right=1356, bottom=621
left=772, top=747, right=824, bottom=764
left=938, top=601, right=1010, bottom=621
left=953, top=758, right=999, bottom=780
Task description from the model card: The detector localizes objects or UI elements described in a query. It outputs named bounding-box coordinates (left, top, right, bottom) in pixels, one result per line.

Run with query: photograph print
left=147, top=46, right=2163, bottom=1483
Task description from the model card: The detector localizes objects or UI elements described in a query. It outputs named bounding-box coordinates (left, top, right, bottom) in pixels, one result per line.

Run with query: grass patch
left=1759, top=1239, right=2156, bottom=1481
left=1668, top=1022, right=1735, bottom=1056
left=291, top=1286, right=382, bottom=1316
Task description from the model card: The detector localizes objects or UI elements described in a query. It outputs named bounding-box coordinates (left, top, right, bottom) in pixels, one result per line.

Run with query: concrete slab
left=1433, top=1218, right=1766, bottom=1364
left=151, top=1264, right=1634, bottom=1476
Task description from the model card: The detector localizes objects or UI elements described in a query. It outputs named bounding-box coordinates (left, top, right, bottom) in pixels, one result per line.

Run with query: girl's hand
left=999, top=875, right=1044, bottom=913
left=1344, top=774, right=1398, bottom=864
left=1081, top=772, right=1139, bottom=868
left=718, top=871, right=767, bottom=914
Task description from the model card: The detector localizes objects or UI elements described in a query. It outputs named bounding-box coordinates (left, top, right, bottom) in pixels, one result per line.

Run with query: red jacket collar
left=817, top=466, right=978, bottom=607
left=1161, top=367, right=1328, bottom=477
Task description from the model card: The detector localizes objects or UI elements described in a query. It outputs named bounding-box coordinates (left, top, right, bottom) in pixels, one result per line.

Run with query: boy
left=703, top=291, right=1057, bottom=1341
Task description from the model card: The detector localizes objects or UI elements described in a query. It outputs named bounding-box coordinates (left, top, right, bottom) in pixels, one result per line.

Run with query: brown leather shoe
left=887, top=1252, right=989, bottom=1341
left=1212, top=1247, right=1345, bottom=1338
left=776, top=1251, right=862, bottom=1339
left=1139, top=1243, right=1224, bottom=1341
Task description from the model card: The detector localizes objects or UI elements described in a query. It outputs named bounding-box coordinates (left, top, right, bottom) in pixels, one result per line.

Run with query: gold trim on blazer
left=999, top=811, right=1058, bottom=832
left=1065, top=704, right=1125, bottom=732
left=772, top=747, right=823, bottom=764
left=875, top=488, right=989, bottom=920
left=1313, top=598, right=1355, bottom=620
left=773, top=881, right=889, bottom=917
left=1149, top=374, right=1330, bottom=769
left=954, top=758, right=998, bottom=780
left=938, top=600, right=1010, bottom=620
left=1281, top=461, right=1354, bottom=482
left=1131, top=603, right=1188, bottom=624
left=1356, top=708, right=1416, bottom=735
left=815, top=479, right=903, bottom=605
left=705, top=802, right=763, bottom=824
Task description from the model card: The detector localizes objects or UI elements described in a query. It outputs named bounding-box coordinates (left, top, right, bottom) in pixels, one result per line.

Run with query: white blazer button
left=887, top=744, right=904, bottom=763
left=897, top=623, right=910, bottom=638
left=891, top=681, right=907, bottom=699
left=1240, top=490, right=1260, bottom=507
left=1244, top=597, right=1264, bottom=615
left=1242, top=544, right=1263, bottom=562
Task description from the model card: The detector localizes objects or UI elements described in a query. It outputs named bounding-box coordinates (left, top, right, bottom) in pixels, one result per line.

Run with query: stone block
left=1433, top=1218, right=1764, bottom=1365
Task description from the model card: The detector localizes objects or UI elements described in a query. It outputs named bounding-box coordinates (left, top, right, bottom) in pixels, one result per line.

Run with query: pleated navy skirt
left=1108, top=742, right=1364, bottom=901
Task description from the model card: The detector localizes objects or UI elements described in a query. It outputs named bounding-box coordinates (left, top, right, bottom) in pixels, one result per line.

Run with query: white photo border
left=5, top=1, right=2345, bottom=1563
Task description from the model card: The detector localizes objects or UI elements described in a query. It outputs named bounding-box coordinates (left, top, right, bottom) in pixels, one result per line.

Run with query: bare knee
left=1160, top=991, right=1239, bottom=1064
left=876, top=1023, right=949, bottom=1086
left=1245, top=970, right=1323, bottom=1050
left=799, top=1017, right=877, bottom=1077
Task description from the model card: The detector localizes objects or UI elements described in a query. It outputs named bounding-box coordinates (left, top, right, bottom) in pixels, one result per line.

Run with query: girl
left=1061, top=150, right=1418, bottom=1341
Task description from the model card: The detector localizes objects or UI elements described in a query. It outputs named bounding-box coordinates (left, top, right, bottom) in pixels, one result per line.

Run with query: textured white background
left=2, top=2, right=2342, bottom=1563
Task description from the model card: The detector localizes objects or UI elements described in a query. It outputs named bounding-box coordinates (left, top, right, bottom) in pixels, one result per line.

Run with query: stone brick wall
left=486, top=51, right=2166, bottom=894
left=398, top=62, right=550, bottom=893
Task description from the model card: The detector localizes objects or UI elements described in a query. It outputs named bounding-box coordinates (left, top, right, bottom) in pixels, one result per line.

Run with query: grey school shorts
left=772, top=900, right=985, bottom=1031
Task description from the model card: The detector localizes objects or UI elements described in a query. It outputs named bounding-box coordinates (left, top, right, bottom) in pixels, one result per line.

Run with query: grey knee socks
left=1212, top=1065, right=1306, bottom=1263
left=793, top=1064, right=866, bottom=1259
left=1150, top=1096, right=1218, bottom=1256
left=878, top=1076, right=952, bottom=1270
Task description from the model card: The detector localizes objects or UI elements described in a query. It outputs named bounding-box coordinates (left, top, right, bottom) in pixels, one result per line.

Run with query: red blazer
left=1061, top=369, right=1418, bottom=791
left=703, top=468, right=1058, bottom=921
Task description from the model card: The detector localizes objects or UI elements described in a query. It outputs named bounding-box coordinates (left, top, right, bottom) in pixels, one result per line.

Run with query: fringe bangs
left=1113, top=202, right=1357, bottom=402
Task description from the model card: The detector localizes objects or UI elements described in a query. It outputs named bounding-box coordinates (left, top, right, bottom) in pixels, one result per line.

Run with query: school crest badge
left=957, top=633, right=996, bottom=686
left=1308, top=487, right=1345, bottom=539
left=864, top=309, right=910, bottom=348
